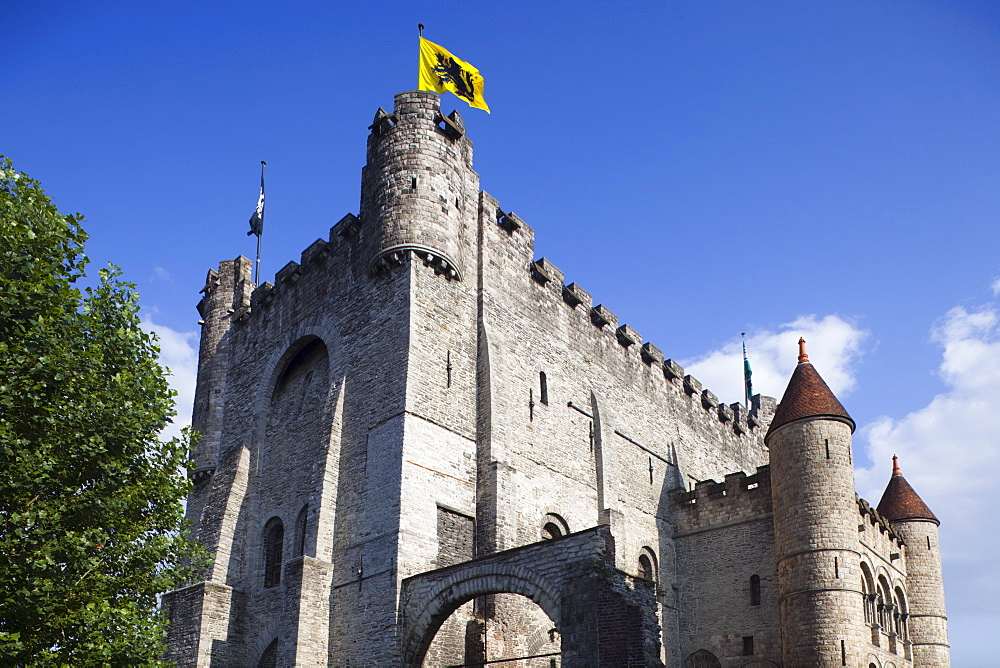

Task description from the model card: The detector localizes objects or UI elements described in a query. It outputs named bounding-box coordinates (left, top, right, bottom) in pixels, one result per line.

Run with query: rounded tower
left=359, top=90, right=479, bottom=281
left=877, top=455, right=950, bottom=666
left=191, top=256, right=252, bottom=477
left=766, top=339, right=866, bottom=666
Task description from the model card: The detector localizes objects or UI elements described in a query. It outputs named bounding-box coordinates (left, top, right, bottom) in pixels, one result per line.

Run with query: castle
left=163, top=91, right=949, bottom=667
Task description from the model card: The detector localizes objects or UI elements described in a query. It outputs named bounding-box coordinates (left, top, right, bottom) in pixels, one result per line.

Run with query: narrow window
left=841, top=639, right=846, bottom=665
left=638, top=554, right=653, bottom=581
left=927, top=536, right=931, bottom=550
left=294, top=505, right=308, bottom=557
left=410, top=176, right=417, bottom=189
left=742, top=636, right=754, bottom=656
left=529, top=388, right=534, bottom=421
left=637, top=548, right=657, bottom=584
left=263, top=518, right=284, bottom=588
left=750, top=575, right=761, bottom=606
left=834, top=556, right=840, bottom=578
left=539, top=372, right=548, bottom=405
left=848, top=442, right=852, bottom=464
left=648, top=456, right=654, bottom=484
left=825, top=438, right=830, bottom=459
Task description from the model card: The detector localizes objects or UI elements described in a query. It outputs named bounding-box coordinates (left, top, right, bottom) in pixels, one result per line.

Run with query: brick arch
left=400, top=526, right=660, bottom=668
left=402, top=564, right=562, bottom=665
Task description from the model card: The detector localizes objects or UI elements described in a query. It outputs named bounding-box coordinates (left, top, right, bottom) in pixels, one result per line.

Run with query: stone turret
left=359, top=90, right=479, bottom=281
left=190, top=256, right=253, bottom=478
left=878, top=455, right=950, bottom=666
left=766, top=339, right=866, bottom=666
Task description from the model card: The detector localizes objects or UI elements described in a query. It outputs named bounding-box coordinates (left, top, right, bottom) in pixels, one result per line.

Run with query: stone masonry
left=164, top=91, right=949, bottom=667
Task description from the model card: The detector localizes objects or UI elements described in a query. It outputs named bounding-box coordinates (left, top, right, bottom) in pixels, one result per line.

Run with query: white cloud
left=141, top=316, right=198, bottom=441
left=854, top=301, right=1000, bottom=622
left=682, top=314, right=868, bottom=406
left=686, top=304, right=997, bottom=660
left=990, top=276, right=1000, bottom=297
left=151, top=266, right=173, bottom=282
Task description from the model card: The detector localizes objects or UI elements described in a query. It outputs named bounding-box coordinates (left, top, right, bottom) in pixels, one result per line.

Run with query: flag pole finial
left=797, top=337, right=809, bottom=363
left=892, top=454, right=901, bottom=476
left=418, top=23, right=424, bottom=37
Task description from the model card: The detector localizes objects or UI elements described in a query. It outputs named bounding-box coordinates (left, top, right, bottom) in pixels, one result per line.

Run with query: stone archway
left=400, top=525, right=663, bottom=667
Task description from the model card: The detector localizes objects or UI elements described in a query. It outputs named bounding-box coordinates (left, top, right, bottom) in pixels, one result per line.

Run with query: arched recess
left=684, top=648, right=722, bottom=668
left=256, top=638, right=278, bottom=668
left=541, top=512, right=569, bottom=540
left=638, top=546, right=658, bottom=583
left=403, top=567, right=562, bottom=666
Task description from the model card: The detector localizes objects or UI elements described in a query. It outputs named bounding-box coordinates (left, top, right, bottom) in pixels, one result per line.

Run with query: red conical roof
left=765, top=339, right=854, bottom=440
left=877, top=455, right=939, bottom=524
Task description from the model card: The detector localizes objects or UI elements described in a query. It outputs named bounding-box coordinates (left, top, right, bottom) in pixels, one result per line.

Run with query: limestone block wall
left=893, top=520, right=949, bottom=667
left=674, top=467, right=780, bottom=665
left=768, top=418, right=870, bottom=666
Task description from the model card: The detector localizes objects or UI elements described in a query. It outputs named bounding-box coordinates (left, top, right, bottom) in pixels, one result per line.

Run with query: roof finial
left=892, top=454, right=901, bottom=476
left=797, top=337, right=809, bottom=363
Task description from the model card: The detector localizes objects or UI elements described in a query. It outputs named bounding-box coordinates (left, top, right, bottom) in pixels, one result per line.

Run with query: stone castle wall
left=166, top=90, right=942, bottom=667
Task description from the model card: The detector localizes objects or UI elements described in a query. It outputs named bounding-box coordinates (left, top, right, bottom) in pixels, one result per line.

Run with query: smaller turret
left=190, top=256, right=253, bottom=479
left=877, top=455, right=950, bottom=666
left=766, top=338, right=866, bottom=666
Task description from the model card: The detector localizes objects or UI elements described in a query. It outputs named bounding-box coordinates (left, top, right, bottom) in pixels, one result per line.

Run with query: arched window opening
left=539, top=371, right=549, bottom=405
left=638, top=554, right=653, bottom=581
left=683, top=649, right=721, bottom=668
left=263, top=518, right=284, bottom=588
left=894, top=587, right=908, bottom=640
left=876, top=577, right=892, bottom=630
left=861, top=563, right=876, bottom=625
left=294, top=505, right=308, bottom=557
left=257, top=639, right=278, bottom=668
left=541, top=513, right=568, bottom=541
left=750, top=574, right=761, bottom=606
left=541, top=522, right=562, bottom=540
left=637, top=547, right=657, bottom=584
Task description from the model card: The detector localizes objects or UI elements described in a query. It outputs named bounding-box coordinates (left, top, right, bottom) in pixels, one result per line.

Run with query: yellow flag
left=418, top=37, right=490, bottom=113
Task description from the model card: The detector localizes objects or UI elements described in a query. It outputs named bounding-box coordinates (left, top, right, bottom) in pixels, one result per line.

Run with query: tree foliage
left=0, top=156, right=200, bottom=665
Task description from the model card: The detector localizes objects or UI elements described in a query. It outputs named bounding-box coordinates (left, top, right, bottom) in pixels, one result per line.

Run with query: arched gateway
left=399, top=525, right=662, bottom=666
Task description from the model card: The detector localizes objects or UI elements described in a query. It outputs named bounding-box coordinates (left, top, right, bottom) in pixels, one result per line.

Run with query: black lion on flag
left=433, top=53, right=476, bottom=103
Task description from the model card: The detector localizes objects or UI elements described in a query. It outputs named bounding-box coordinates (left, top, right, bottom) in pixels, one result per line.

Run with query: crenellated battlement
left=495, top=204, right=774, bottom=439
left=672, top=466, right=773, bottom=533
left=857, top=496, right=906, bottom=550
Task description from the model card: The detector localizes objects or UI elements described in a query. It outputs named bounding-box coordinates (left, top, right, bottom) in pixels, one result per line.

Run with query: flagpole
left=249, top=160, right=265, bottom=285
left=254, top=227, right=261, bottom=285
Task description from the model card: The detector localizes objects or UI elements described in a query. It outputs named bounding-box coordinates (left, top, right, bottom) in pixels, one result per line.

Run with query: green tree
left=0, top=156, right=201, bottom=665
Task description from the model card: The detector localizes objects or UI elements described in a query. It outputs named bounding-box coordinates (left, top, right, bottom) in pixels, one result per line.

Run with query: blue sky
left=6, top=1, right=999, bottom=663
